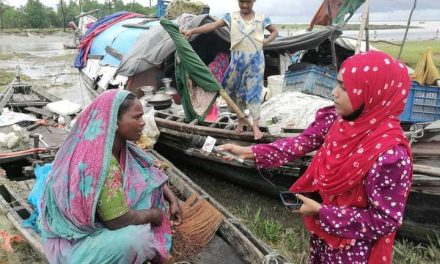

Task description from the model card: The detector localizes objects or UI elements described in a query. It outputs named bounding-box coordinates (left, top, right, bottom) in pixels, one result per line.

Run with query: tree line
left=0, top=0, right=156, bottom=30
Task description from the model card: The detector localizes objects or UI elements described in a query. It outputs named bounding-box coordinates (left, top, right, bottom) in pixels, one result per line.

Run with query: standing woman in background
left=182, top=0, right=278, bottom=140
left=219, top=51, right=413, bottom=263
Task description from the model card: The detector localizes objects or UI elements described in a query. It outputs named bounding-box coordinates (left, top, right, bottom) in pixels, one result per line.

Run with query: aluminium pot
left=146, top=94, right=172, bottom=110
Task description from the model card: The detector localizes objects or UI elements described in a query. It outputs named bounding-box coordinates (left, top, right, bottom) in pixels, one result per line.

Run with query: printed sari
left=39, top=90, right=172, bottom=263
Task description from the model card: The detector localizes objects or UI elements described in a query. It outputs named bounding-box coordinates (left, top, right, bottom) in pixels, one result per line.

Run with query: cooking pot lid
left=147, top=94, right=172, bottom=102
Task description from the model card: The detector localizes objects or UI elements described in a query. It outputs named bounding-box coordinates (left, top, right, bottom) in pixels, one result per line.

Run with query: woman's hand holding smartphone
left=280, top=191, right=322, bottom=216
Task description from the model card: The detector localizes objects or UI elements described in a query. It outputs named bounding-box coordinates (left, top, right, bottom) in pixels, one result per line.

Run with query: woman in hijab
left=40, top=90, right=182, bottom=264
left=219, top=51, right=413, bottom=263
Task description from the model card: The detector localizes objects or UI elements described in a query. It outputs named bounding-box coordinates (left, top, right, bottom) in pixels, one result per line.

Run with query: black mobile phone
left=279, top=191, right=322, bottom=210
left=279, top=191, right=302, bottom=210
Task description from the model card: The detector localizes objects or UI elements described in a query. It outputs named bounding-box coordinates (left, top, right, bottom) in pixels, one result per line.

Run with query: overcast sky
left=6, top=0, right=440, bottom=23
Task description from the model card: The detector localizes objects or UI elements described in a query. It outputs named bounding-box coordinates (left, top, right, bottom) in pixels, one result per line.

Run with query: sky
left=6, top=0, right=440, bottom=23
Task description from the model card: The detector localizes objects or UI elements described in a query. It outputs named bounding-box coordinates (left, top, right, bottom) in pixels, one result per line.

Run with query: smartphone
left=279, top=191, right=303, bottom=210
left=279, top=191, right=322, bottom=210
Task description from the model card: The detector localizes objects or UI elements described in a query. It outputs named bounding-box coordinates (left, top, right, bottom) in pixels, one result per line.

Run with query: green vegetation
left=0, top=52, right=33, bottom=60
left=274, top=24, right=309, bottom=31
left=344, top=24, right=421, bottom=31
left=394, top=238, right=440, bottom=263
left=0, top=0, right=155, bottom=30
left=274, top=23, right=420, bottom=32
left=0, top=71, right=29, bottom=92
left=374, top=40, right=440, bottom=70
left=238, top=205, right=309, bottom=262
left=186, top=168, right=440, bottom=263
left=0, top=28, right=63, bottom=35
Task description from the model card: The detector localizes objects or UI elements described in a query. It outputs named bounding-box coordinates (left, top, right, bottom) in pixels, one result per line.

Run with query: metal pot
left=146, top=94, right=172, bottom=110
left=161, top=78, right=181, bottom=104
left=138, top=86, right=155, bottom=107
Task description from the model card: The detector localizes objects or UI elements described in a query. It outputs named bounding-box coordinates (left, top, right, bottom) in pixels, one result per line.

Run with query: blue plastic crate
left=400, top=82, right=440, bottom=122
left=284, top=65, right=337, bottom=99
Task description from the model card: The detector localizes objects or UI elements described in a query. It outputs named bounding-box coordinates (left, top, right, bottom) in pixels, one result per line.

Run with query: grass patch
left=0, top=52, right=33, bottom=60
left=374, top=40, right=440, bottom=70
left=0, top=28, right=64, bottom=35
left=48, top=53, right=76, bottom=62
left=274, top=24, right=309, bottom=31
left=394, top=237, right=440, bottom=263
left=0, top=71, right=30, bottom=92
left=239, top=205, right=310, bottom=263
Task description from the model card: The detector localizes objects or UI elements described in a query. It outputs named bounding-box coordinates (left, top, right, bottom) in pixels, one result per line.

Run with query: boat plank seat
left=31, top=87, right=60, bottom=102
left=12, top=93, right=41, bottom=102
left=24, top=107, right=55, bottom=117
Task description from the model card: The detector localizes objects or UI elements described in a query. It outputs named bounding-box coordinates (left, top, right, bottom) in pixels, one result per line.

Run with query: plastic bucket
left=267, top=75, right=285, bottom=97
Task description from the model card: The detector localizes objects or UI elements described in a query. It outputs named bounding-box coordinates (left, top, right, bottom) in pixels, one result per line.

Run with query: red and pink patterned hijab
left=290, top=51, right=412, bottom=264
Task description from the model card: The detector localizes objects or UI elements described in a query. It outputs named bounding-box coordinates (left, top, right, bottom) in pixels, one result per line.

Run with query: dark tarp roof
left=116, top=14, right=341, bottom=77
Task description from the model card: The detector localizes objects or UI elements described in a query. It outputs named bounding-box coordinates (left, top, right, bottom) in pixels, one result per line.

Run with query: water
left=279, top=20, right=440, bottom=41
left=0, top=33, right=73, bottom=53
left=0, top=34, right=92, bottom=106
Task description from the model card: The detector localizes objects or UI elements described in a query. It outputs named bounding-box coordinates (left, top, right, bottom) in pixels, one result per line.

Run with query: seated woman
left=219, top=51, right=413, bottom=263
left=40, top=90, right=183, bottom=264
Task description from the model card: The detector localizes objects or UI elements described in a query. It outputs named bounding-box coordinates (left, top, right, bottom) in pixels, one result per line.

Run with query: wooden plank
left=8, top=102, right=48, bottom=107
left=0, top=84, right=14, bottom=111
left=105, top=46, right=123, bottom=60
left=414, top=164, right=440, bottom=178
left=398, top=221, right=440, bottom=244
left=122, top=24, right=150, bottom=29
left=24, top=107, right=55, bottom=117
left=6, top=212, right=48, bottom=262
left=31, top=87, right=60, bottom=102
left=12, top=93, right=41, bottom=102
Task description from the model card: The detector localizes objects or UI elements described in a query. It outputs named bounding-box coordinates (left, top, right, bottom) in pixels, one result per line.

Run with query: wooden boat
left=0, top=71, right=59, bottom=114
left=154, top=107, right=440, bottom=243
left=0, top=74, right=78, bottom=173
left=0, top=150, right=285, bottom=264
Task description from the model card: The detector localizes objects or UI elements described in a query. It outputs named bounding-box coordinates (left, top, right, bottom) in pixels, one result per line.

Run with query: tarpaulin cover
left=116, top=14, right=341, bottom=77
left=412, top=47, right=440, bottom=86
left=74, top=11, right=144, bottom=69
left=160, top=18, right=220, bottom=122
left=22, top=163, right=53, bottom=233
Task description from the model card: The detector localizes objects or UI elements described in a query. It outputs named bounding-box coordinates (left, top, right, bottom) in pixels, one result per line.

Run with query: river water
left=279, top=20, right=440, bottom=41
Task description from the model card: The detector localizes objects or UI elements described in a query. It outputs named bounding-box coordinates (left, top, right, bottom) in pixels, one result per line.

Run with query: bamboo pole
left=355, top=0, right=370, bottom=54
left=398, top=0, right=417, bottom=60
left=365, top=11, right=369, bottom=52
left=218, top=89, right=252, bottom=128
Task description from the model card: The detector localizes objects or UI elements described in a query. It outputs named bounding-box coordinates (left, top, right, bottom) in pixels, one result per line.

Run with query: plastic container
left=268, top=123, right=282, bottom=136
left=400, top=82, right=440, bottom=123
left=284, top=65, right=337, bottom=99
left=267, top=75, right=285, bottom=97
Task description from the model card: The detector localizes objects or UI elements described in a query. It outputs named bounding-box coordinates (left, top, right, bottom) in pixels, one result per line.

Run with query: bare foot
left=235, top=118, right=245, bottom=133
left=253, top=127, right=264, bottom=140
left=252, top=119, right=263, bottom=140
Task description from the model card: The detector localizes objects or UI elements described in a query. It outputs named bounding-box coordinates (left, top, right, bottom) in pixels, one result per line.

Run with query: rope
left=0, top=148, right=48, bottom=158
left=262, top=251, right=292, bottom=264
